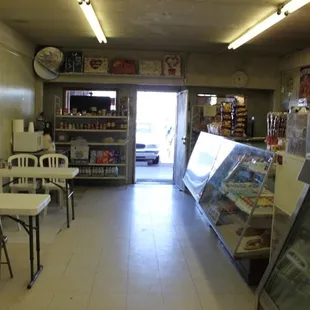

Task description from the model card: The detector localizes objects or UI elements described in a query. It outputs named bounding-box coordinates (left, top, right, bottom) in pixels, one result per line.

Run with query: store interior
left=1, top=1, right=310, bottom=309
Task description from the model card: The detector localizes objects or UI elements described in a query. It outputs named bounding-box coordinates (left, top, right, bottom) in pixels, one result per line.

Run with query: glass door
left=257, top=179, right=310, bottom=310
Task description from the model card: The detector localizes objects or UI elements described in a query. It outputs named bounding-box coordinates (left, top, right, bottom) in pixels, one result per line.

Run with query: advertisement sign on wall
left=299, top=67, right=310, bottom=104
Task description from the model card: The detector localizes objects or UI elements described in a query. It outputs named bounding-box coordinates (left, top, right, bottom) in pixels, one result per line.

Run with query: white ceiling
left=0, top=0, right=310, bottom=56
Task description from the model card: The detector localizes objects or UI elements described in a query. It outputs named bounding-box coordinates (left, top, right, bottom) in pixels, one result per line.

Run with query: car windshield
left=137, top=123, right=152, bottom=134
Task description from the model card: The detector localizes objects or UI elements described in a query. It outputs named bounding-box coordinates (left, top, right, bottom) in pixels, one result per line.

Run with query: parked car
left=136, top=123, right=160, bottom=165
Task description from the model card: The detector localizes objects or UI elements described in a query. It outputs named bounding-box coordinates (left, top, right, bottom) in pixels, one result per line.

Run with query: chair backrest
left=39, top=154, right=69, bottom=185
left=8, top=154, right=38, bottom=185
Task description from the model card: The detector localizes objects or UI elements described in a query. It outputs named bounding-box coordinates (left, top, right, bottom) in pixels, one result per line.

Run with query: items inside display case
left=188, top=133, right=275, bottom=258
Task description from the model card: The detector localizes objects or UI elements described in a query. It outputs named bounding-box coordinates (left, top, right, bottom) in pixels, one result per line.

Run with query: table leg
left=70, top=179, right=75, bottom=221
left=35, top=215, right=42, bottom=270
left=65, top=180, right=70, bottom=228
left=0, top=177, right=3, bottom=193
left=27, top=216, right=43, bottom=289
left=28, top=216, right=34, bottom=288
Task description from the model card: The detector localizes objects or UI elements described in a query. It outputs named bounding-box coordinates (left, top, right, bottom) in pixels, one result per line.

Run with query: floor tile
left=92, top=275, right=127, bottom=293
left=48, top=292, right=89, bottom=310
left=162, top=292, right=203, bottom=310
left=0, top=185, right=254, bottom=310
left=127, top=277, right=162, bottom=294
left=127, top=293, right=165, bottom=310
left=87, top=292, right=126, bottom=310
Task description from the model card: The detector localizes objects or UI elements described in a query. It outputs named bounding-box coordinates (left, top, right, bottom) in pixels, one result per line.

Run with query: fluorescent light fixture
left=228, top=0, right=310, bottom=49
left=283, top=0, right=310, bottom=13
left=77, top=0, right=107, bottom=43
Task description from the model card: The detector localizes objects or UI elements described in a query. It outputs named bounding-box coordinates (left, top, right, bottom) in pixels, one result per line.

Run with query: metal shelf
left=56, top=115, right=127, bottom=119
left=55, top=129, right=127, bottom=132
left=55, top=142, right=127, bottom=146
left=75, top=176, right=126, bottom=180
left=70, top=163, right=126, bottom=167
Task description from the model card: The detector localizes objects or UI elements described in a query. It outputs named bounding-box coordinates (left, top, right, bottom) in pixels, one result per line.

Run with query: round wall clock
left=232, top=71, right=248, bottom=88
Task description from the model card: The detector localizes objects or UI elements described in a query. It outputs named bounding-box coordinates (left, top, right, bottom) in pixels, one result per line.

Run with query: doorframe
left=134, top=89, right=180, bottom=183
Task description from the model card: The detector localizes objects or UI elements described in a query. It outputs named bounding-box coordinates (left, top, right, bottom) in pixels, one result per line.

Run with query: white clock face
left=232, top=71, right=248, bottom=88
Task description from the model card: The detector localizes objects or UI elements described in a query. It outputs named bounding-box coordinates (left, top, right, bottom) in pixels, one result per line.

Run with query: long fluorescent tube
left=283, top=0, right=310, bottom=13
left=228, top=0, right=310, bottom=50
left=78, top=0, right=107, bottom=43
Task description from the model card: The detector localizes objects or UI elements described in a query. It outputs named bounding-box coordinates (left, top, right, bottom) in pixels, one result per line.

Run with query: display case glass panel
left=183, top=133, right=223, bottom=202
left=199, top=138, right=275, bottom=258
left=258, top=187, right=310, bottom=310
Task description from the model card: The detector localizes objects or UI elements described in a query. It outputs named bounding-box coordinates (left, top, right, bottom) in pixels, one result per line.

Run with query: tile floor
left=0, top=184, right=255, bottom=310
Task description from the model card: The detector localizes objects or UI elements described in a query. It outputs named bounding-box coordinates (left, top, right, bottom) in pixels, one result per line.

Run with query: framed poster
left=299, top=67, right=310, bottom=103
left=163, top=55, right=181, bottom=77
left=84, top=57, right=108, bottom=73
left=139, top=60, right=162, bottom=76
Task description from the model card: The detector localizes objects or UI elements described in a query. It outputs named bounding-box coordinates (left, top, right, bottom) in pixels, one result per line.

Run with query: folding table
left=0, top=193, right=50, bottom=288
left=0, top=167, right=79, bottom=227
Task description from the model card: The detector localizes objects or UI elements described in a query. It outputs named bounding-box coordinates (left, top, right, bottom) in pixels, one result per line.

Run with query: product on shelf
left=70, top=138, right=89, bottom=163
left=220, top=101, right=232, bottom=137
left=238, top=195, right=274, bottom=209
left=79, top=166, right=119, bottom=177
left=92, top=150, right=124, bottom=164
left=57, top=120, right=127, bottom=131
left=103, top=137, right=115, bottom=143
left=236, top=227, right=267, bottom=237
left=266, top=112, right=287, bottom=151
left=231, top=96, right=247, bottom=137
left=244, top=230, right=271, bottom=251
left=218, top=96, right=247, bottom=137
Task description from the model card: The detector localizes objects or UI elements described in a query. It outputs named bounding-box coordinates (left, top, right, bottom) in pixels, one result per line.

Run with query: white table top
left=0, top=167, right=79, bottom=179
left=0, top=194, right=51, bottom=216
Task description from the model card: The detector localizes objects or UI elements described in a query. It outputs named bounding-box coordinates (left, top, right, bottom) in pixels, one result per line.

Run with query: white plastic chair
left=8, top=154, right=38, bottom=194
left=39, top=154, right=69, bottom=215
left=8, top=154, right=39, bottom=230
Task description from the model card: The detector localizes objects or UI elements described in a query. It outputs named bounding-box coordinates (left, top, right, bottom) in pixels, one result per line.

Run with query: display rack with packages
left=54, top=98, right=130, bottom=182
left=184, top=132, right=275, bottom=284
left=266, top=112, right=287, bottom=151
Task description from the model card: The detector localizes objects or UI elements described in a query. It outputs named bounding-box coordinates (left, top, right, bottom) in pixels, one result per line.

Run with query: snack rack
left=53, top=98, right=130, bottom=183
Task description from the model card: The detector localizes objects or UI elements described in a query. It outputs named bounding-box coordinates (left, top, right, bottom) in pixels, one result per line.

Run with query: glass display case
left=256, top=160, right=310, bottom=310
left=199, top=137, right=275, bottom=259
left=183, top=133, right=223, bottom=203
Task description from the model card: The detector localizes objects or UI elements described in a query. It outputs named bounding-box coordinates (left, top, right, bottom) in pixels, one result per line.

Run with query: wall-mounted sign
left=163, top=55, right=181, bottom=77
left=84, top=57, right=108, bottom=73
left=299, top=67, right=310, bottom=103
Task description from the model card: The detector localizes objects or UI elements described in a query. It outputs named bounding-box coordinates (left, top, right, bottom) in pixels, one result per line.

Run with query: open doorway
left=135, top=91, right=177, bottom=182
